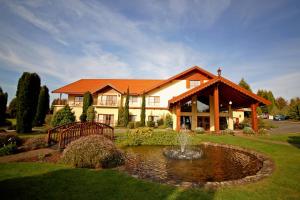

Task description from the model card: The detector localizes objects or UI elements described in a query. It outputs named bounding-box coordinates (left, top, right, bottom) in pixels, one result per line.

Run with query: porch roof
left=168, top=76, right=271, bottom=109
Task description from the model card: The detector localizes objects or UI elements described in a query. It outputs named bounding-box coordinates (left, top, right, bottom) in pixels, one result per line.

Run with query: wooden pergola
left=169, top=74, right=271, bottom=133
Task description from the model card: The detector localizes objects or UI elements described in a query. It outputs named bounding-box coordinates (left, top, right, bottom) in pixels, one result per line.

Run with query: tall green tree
left=34, top=86, right=50, bottom=126
left=257, top=89, right=277, bottom=114
left=8, top=97, right=17, bottom=118
left=16, top=72, right=41, bottom=133
left=80, top=91, right=93, bottom=122
left=276, top=97, right=288, bottom=110
left=124, top=88, right=130, bottom=127
left=140, top=92, right=146, bottom=126
left=288, top=101, right=300, bottom=120
left=51, top=105, right=76, bottom=127
left=238, top=78, right=252, bottom=92
left=0, top=87, right=8, bottom=126
left=117, top=96, right=125, bottom=126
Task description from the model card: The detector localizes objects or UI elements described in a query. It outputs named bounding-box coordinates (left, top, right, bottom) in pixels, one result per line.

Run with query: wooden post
left=191, top=95, right=197, bottom=130
left=251, top=103, right=258, bottom=132
left=176, top=103, right=181, bottom=131
left=214, top=85, right=220, bottom=133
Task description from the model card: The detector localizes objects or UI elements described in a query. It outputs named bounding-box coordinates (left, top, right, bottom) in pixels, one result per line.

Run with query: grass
left=0, top=133, right=300, bottom=199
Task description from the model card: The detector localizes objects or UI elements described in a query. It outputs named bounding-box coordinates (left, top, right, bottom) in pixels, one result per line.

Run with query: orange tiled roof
left=52, top=79, right=163, bottom=95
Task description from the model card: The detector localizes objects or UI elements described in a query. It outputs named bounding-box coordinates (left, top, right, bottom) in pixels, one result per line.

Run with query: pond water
left=123, top=145, right=263, bottom=185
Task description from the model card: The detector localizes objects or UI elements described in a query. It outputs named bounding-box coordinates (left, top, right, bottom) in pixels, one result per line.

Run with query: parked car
left=273, top=115, right=286, bottom=121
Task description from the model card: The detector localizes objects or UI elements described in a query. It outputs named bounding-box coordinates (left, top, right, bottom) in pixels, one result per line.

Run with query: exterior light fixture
left=229, top=101, right=232, bottom=105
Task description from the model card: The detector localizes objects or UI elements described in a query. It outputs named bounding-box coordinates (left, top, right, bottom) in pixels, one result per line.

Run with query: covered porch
left=169, top=75, right=271, bottom=133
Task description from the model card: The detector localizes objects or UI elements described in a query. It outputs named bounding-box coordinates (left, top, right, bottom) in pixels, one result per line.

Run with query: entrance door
left=197, top=116, right=210, bottom=130
left=180, top=116, right=191, bottom=129
left=98, top=114, right=114, bottom=126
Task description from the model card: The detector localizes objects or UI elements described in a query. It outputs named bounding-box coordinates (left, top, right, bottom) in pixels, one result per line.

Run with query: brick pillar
left=251, top=103, right=258, bottom=132
left=214, top=86, right=220, bottom=133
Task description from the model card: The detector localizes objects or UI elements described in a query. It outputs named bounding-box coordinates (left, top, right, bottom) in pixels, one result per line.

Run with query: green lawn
left=1, top=133, right=300, bottom=200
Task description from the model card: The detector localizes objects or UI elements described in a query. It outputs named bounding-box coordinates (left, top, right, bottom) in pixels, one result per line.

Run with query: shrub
left=243, top=127, right=255, bottom=134
left=134, top=121, right=141, bottom=128
left=0, top=133, right=22, bottom=147
left=127, top=121, right=135, bottom=129
left=258, top=128, right=268, bottom=135
left=51, top=105, right=76, bottom=127
left=0, top=143, right=17, bottom=156
left=45, top=114, right=52, bottom=126
left=164, top=114, right=173, bottom=128
left=194, top=127, right=205, bottom=134
left=221, top=129, right=234, bottom=135
left=157, top=118, right=164, bottom=126
left=86, top=106, right=95, bottom=122
left=147, top=121, right=155, bottom=127
left=80, top=113, right=87, bottom=122
left=125, top=127, right=153, bottom=145
left=239, top=118, right=250, bottom=129
left=8, top=97, right=17, bottom=118
left=23, top=136, right=47, bottom=150
left=61, top=135, right=124, bottom=168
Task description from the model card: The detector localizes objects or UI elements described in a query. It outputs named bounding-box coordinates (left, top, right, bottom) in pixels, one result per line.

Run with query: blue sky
left=0, top=0, right=300, bottom=103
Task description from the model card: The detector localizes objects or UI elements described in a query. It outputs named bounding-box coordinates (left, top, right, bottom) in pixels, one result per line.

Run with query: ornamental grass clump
left=61, top=135, right=124, bottom=168
left=194, top=127, right=205, bottom=134
left=221, top=129, right=235, bottom=135
left=23, top=136, right=47, bottom=150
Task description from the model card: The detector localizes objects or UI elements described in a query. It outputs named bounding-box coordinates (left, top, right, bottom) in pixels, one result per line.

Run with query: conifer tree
left=124, top=88, right=130, bottom=127
left=140, top=92, right=146, bottom=126
left=34, top=86, right=50, bottom=126
left=0, top=87, right=8, bottom=126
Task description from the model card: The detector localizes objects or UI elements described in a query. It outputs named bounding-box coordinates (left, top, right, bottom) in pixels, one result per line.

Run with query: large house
left=52, top=66, right=270, bottom=132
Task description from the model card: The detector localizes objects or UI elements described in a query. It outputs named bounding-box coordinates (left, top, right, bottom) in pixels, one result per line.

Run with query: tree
left=80, top=91, right=93, bottom=122
left=0, top=87, right=8, bottom=126
left=8, top=97, right=17, bottom=118
left=140, top=92, right=146, bottom=126
left=124, top=88, right=130, bottom=127
left=238, top=78, right=252, bottom=92
left=288, top=101, right=300, bottom=120
left=117, top=96, right=125, bottom=126
left=276, top=97, right=288, bottom=110
left=34, top=86, right=50, bottom=126
left=257, top=89, right=277, bottom=114
left=86, top=106, right=96, bottom=122
left=51, top=105, right=76, bottom=127
left=16, top=72, right=41, bottom=133
left=50, top=98, right=67, bottom=114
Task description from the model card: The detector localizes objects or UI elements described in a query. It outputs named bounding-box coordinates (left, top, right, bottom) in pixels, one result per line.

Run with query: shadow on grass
left=287, top=136, right=300, bottom=148
left=0, top=168, right=215, bottom=200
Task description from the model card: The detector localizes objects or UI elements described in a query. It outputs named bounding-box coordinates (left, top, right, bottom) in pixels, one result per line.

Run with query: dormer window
left=190, top=80, right=200, bottom=88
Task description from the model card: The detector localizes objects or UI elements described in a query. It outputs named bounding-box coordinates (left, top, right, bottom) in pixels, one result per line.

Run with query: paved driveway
left=267, top=120, right=300, bottom=134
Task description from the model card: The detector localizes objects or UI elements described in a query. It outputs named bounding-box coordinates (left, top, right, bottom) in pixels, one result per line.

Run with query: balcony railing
left=98, top=101, right=118, bottom=107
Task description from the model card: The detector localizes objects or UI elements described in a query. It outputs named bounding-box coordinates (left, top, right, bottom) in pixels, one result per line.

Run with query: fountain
left=163, top=127, right=203, bottom=160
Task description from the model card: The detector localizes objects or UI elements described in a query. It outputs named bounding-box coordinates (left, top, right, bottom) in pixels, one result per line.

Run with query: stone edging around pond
left=120, top=142, right=275, bottom=189
left=196, top=142, right=274, bottom=189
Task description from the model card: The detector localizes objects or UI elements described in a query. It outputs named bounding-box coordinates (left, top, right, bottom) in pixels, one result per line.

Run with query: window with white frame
left=129, top=96, right=138, bottom=105
left=74, top=96, right=83, bottom=105
left=190, top=80, right=200, bottom=88
left=148, top=96, right=160, bottom=106
left=100, top=95, right=117, bottom=106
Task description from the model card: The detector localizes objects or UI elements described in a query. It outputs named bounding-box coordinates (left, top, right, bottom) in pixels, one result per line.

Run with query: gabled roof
left=169, top=76, right=271, bottom=107
left=52, top=79, right=163, bottom=95
left=144, top=66, right=216, bottom=93
left=52, top=66, right=215, bottom=95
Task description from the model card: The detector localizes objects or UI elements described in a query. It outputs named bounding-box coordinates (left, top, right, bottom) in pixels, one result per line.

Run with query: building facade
left=52, top=66, right=270, bottom=132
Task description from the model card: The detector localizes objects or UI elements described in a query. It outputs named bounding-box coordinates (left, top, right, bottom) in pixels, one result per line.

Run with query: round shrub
left=0, top=133, right=22, bottom=147
left=147, top=121, right=155, bottom=127
left=51, top=105, right=76, bottom=127
left=23, top=136, right=47, bottom=150
left=194, top=127, right=205, bottom=134
left=126, top=127, right=153, bottom=145
left=134, top=121, right=141, bottom=128
left=61, top=135, right=124, bottom=168
left=258, top=128, right=268, bottom=135
left=243, top=127, right=255, bottom=134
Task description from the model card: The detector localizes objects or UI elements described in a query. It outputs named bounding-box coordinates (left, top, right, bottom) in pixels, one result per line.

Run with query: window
left=197, top=96, right=210, bottom=112
left=74, top=96, right=83, bottom=105
left=148, top=96, right=160, bottom=106
left=129, top=96, right=138, bottom=105
left=100, top=95, right=117, bottom=106
left=129, top=115, right=137, bottom=122
left=148, top=115, right=160, bottom=122
left=181, top=101, right=192, bottom=112
left=98, top=114, right=114, bottom=126
left=190, top=80, right=200, bottom=88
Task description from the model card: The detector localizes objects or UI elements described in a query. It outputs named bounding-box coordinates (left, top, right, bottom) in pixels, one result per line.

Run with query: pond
left=122, top=144, right=264, bottom=186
